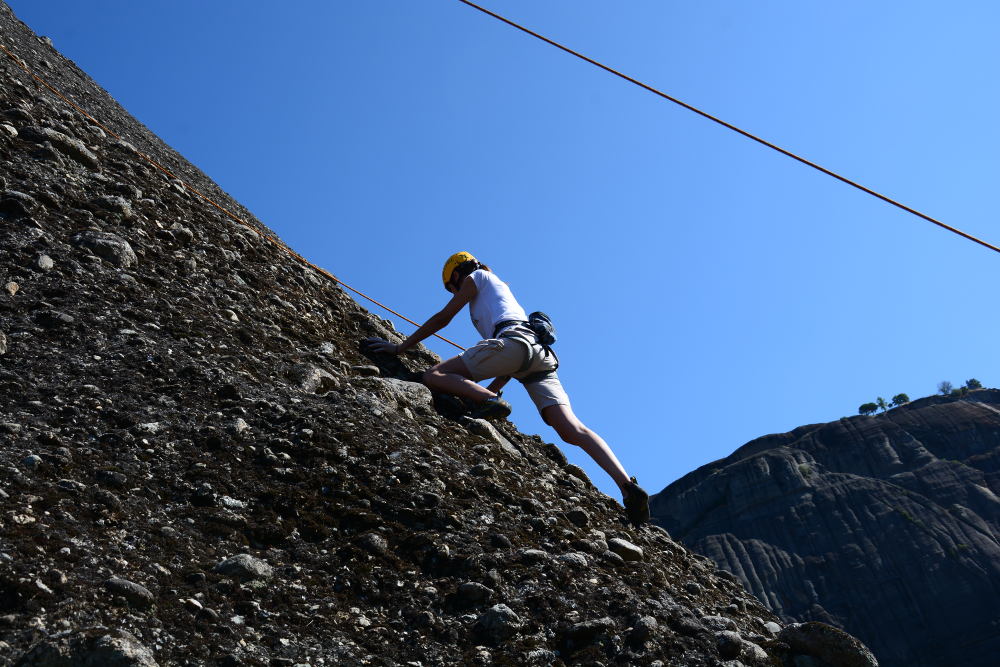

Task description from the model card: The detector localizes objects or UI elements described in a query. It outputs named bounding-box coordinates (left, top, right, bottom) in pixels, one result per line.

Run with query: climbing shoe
left=622, top=476, right=650, bottom=527
left=469, top=396, right=512, bottom=421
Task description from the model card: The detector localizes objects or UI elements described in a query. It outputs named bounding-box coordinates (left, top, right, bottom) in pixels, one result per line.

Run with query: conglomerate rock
left=0, top=2, right=874, bottom=665
left=652, top=391, right=1000, bottom=667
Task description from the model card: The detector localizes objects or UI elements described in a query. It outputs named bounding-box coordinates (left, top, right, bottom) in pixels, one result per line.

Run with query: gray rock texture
left=778, top=622, right=878, bottom=667
left=212, top=554, right=273, bottom=581
left=71, top=230, right=137, bottom=267
left=652, top=390, right=1000, bottom=667
left=103, top=577, right=155, bottom=608
left=14, top=629, right=157, bottom=667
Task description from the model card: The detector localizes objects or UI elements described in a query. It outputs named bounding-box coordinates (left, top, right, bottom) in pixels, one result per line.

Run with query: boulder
left=103, top=577, right=154, bottom=608
left=18, top=126, right=100, bottom=170
left=289, top=364, right=340, bottom=394
left=474, top=604, right=522, bottom=644
left=779, top=622, right=878, bottom=667
left=71, top=230, right=137, bottom=267
left=15, top=628, right=157, bottom=666
left=607, top=537, right=643, bottom=562
left=0, top=189, right=38, bottom=217
left=212, top=554, right=273, bottom=581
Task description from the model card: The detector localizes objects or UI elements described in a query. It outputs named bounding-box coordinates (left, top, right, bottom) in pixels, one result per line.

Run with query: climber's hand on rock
left=363, top=337, right=400, bottom=355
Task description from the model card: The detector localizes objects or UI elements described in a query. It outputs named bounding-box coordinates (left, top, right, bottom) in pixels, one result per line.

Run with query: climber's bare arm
left=365, top=277, right=476, bottom=354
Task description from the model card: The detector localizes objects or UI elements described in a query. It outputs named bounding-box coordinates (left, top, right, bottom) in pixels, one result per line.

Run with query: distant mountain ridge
left=651, top=389, right=1000, bottom=667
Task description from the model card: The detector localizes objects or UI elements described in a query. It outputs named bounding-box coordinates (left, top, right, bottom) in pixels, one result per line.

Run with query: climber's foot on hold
left=622, top=477, right=650, bottom=527
left=469, top=396, right=512, bottom=421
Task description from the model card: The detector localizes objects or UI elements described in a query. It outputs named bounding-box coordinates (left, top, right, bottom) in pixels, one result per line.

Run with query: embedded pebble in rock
left=474, top=604, right=522, bottom=644
left=1, top=107, right=34, bottom=124
left=14, top=629, right=158, bottom=667
left=21, top=454, right=43, bottom=470
left=778, top=622, right=879, bottom=667
left=519, top=549, right=549, bottom=564
left=94, top=194, right=134, bottom=219
left=35, top=310, right=74, bottom=327
left=34, top=253, right=53, bottom=270
left=715, top=630, right=744, bottom=660
left=566, top=616, right=616, bottom=645
left=351, top=364, right=381, bottom=377
left=489, top=533, right=512, bottom=548
left=169, top=222, right=194, bottom=245
left=467, top=418, right=521, bottom=457
left=230, top=418, right=250, bottom=436
left=0, top=331, right=6, bottom=356
left=457, top=581, right=494, bottom=604
left=703, top=614, right=739, bottom=631
left=629, top=615, right=659, bottom=644
left=744, top=640, right=770, bottom=662
left=564, top=463, right=593, bottom=487
left=521, top=498, right=544, bottom=515
left=557, top=552, right=589, bottom=569
left=103, top=577, right=155, bottom=608
left=607, top=537, right=644, bottom=562
left=566, top=507, right=590, bottom=527
left=3, top=281, right=16, bottom=296
left=289, top=364, right=340, bottom=394
left=525, top=648, right=557, bottom=664
left=601, top=549, right=625, bottom=566
left=212, top=554, right=273, bottom=581
left=0, top=189, right=38, bottom=216
left=357, top=532, right=388, bottom=555
left=71, top=230, right=137, bottom=267
left=469, top=463, right=494, bottom=477
left=358, top=376, right=433, bottom=410
left=18, top=126, right=101, bottom=170
left=136, top=422, right=163, bottom=435
left=96, top=470, right=128, bottom=488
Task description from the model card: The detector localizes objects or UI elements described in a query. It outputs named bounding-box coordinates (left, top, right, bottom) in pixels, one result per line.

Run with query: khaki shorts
left=459, top=337, right=569, bottom=413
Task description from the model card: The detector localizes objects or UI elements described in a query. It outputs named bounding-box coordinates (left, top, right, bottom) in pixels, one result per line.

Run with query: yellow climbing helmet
left=442, top=251, right=477, bottom=288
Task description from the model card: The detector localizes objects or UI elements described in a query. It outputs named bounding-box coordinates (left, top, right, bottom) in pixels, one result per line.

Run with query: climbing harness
left=493, top=314, right=560, bottom=382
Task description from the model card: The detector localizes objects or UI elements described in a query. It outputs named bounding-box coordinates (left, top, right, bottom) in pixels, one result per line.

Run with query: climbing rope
left=0, top=42, right=466, bottom=351
left=456, top=0, right=1000, bottom=256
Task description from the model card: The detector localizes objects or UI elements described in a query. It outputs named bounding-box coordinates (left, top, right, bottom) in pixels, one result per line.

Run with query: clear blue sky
left=9, top=1, right=998, bottom=499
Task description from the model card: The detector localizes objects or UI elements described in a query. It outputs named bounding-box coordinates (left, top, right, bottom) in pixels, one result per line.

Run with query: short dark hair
left=448, top=259, right=490, bottom=291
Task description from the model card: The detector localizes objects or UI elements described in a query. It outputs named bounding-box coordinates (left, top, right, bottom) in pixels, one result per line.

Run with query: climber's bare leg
left=542, top=403, right=631, bottom=492
left=423, top=356, right=496, bottom=402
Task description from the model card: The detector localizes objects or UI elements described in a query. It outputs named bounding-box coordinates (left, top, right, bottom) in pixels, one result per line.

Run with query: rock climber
left=364, top=251, right=649, bottom=526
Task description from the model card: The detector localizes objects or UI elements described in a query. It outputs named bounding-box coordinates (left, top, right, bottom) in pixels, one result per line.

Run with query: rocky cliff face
left=651, top=390, right=1000, bottom=667
left=0, top=4, right=880, bottom=666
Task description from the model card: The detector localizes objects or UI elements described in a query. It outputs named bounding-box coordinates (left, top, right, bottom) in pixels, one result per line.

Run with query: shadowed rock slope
left=0, top=4, right=881, bottom=666
left=651, top=390, right=1000, bottom=667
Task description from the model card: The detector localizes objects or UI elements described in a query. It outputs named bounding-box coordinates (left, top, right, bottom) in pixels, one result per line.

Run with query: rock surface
left=14, top=629, right=158, bottom=667
left=0, top=3, right=873, bottom=666
left=652, top=390, right=1000, bottom=667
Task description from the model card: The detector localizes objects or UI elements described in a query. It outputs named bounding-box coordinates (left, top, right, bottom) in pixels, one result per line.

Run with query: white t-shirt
left=468, top=269, right=528, bottom=340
